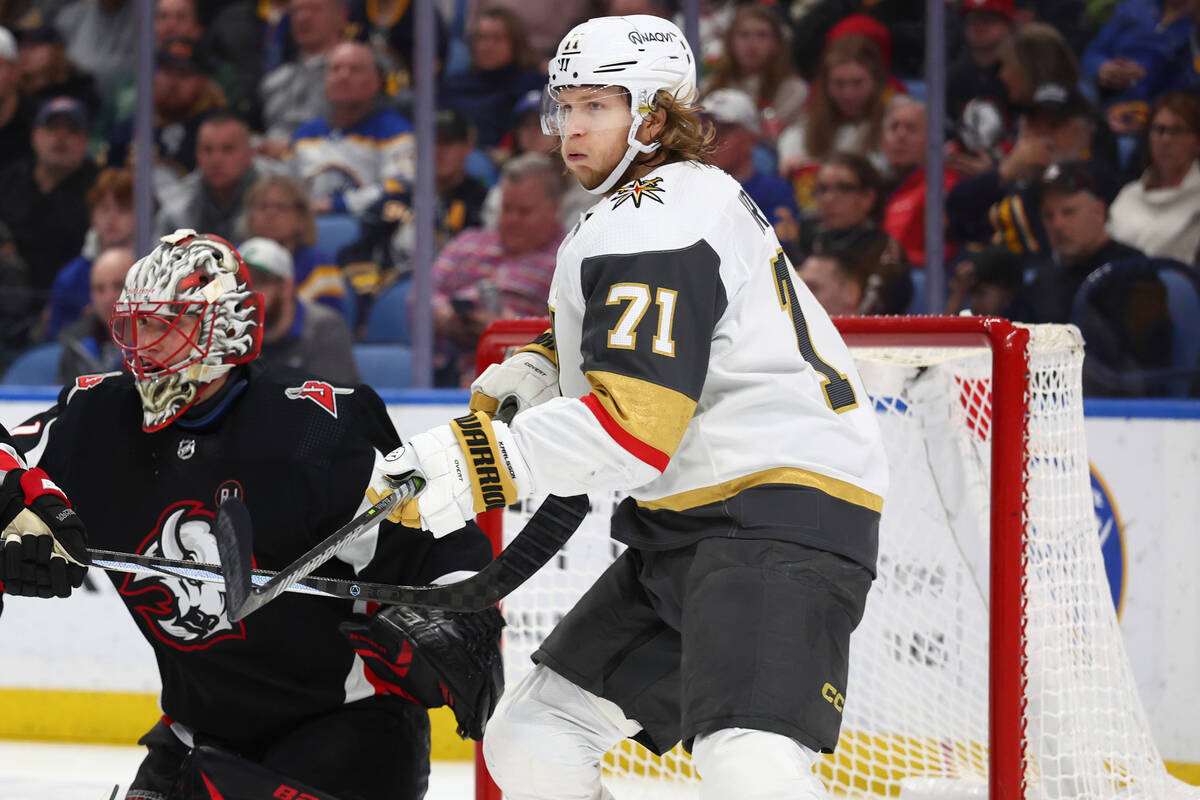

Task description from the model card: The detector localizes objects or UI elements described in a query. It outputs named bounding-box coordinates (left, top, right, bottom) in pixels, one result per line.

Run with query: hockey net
left=474, top=316, right=1199, bottom=799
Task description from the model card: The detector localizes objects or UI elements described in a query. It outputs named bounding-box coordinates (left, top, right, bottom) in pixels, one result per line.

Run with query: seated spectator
left=0, top=220, right=37, bottom=366
left=944, top=245, right=1034, bottom=319
left=796, top=152, right=896, bottom=262
left=797, top=248, right=867, bottom=316
left=1082, top=0, right=1192, bottom=136
left=997, top=22, right=1081, bottom=111
left=207, top=0, right=288, bottom=119
left=106, top=38, right=226, bottom=183
left=701, top=5, right=808, bottom=145
left=348, top=0, right=446, bottom=95
left=465, top=0, right=591, bottom=64
left=947, top=83, right=1105, bottom=257
left=880, top=98, right=961, bottom=267
left=52, top=0, right=136, bottom=97
left=1108, top=90, right=1200, bottom=262
left=431, top=152, right=563, bottom=386
left=56, top=245, right=132, bottom=382
left=439, top=6, right=545, bottom=151
left=340, top=107, right=488, bottom=291
left=1030, top=160, right=1144, bottom=324
left=0, top=26, right=32, bottom=170
left=778, top=34, right=895, bottom=207
left=259, top=0, right=349, bottom=157
left=813, top=222, right=911, bottom=314
left=13, top=23, right=100, bottom=126
left=157, top=112, right=263, bottom=243
left=0, top=95, right=96, bottom=303
left=289, top=41, right=414, bottom=216
left=823, top=13, right=911, bottom=95
left=44, top=166, right=134, bottom=340
left=239, top=235, right=359, bottom=384
left=946, top=0, right=1015, bottom=124
left=240, top=173, right=345, bottom=315
left=702, top=87, right=801, bottom=252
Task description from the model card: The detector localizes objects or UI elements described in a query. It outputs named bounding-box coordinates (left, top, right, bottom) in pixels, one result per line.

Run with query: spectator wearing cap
left=13, top=23, right=101, bottom=129
left=946, top=82, right=1109, bottom=256
left=105, top=38, right=227, bottom=183
left=1082, top=0, right=1193, bottom=136
left=945, top=0, right=1015, bottom=133
left=44, top=166, right=134, bottom=341
left=0, top=26, right=32, bottom=170
left=56, top=245, right=133, bottom=383
left=703, top=87, right=801, bottom=251
left=52, top=0, right=136, bottom=97
left=288, top=41, right=414, bottom=218
left=944, top=245, right=1034, bottom=319
left=340, top=106, right=488, bottom=302
left=438, top=6, right=545, bottom=151
left=1108, top=90, right=1200, bottom=263
left=156, top=112, right=270, bottom=244
left=701, top=5, right=808, bottom=145
left=259, top=0, right=351, bottom=159
left=431, top=152, right=563, bottom=386
left=240, top=235, right=360, bottom=384
left=0, top=95, right=97, bottom=297
left=240, top=173, right=345, bottom=317
left=1030, top=161, right=1145, bottom=324
left=881, top=97, right=961, bottom=267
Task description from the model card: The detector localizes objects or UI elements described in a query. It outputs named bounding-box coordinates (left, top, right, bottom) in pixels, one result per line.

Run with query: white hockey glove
left=469, top=351, right=559, bottom=422
left=366, top=412, right=533, bottom=537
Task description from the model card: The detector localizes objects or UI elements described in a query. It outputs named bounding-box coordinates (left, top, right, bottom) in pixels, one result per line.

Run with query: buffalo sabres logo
left=285, top=380, right=354, bottom=418
left=119, top=501, right=246, bottom=651
left=611, top=177, right=666, bottom=209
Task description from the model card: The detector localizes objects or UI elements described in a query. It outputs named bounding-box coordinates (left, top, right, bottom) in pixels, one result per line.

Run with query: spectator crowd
left=2, top=0, right=1200, bottom=397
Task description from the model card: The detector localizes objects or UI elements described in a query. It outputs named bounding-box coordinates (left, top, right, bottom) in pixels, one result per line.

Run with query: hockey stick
left=88, top=493, right=589, bottom=618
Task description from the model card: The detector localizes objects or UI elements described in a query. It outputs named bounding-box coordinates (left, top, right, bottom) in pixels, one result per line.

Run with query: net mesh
left=486, top=322, right=1198, bottom=799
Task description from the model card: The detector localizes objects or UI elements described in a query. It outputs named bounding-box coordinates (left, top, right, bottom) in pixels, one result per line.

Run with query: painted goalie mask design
left=110, top=230, right=263, bottom=432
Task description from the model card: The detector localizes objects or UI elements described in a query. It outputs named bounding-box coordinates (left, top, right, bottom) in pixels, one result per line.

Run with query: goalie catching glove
left=365, top=411, right=533, bottom=537
left=339, top=604, right=506, bottom=740
left=0, top=467, right=88, bottom=598
left=469, top=350, right=559, bottom=422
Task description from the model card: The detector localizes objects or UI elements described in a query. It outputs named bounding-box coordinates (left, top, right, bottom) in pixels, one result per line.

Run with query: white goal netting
left=482, top=321, right=1199, bottom=799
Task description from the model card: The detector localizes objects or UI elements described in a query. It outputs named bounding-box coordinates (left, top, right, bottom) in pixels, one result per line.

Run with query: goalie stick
left=88, top=493, right=589, bottom=619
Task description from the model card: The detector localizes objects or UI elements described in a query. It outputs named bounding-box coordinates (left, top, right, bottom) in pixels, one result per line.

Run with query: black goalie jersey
left=10, top=362, right=492, bottom=750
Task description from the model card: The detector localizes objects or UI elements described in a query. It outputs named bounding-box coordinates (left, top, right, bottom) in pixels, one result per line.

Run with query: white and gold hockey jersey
left=509, top=161, right=888, bottom=571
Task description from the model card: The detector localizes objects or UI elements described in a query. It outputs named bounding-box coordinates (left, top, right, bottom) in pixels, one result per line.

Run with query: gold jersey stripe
left=636, top=466, right=884, bottom=513
left=586, top=370, right=696, bottom=459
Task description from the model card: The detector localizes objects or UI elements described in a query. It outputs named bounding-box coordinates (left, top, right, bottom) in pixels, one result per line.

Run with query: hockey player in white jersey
left=369, top=14, right=888, bottom=799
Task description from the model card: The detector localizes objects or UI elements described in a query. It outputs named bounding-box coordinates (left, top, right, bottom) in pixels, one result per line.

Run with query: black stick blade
left=215, top=497, right=255, bottom=621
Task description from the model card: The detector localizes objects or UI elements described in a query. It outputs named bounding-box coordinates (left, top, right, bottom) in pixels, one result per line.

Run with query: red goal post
left=472, top=315, right=1194, bottom=800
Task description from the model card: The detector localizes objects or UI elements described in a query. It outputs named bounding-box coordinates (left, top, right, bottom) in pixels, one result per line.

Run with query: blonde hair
left=650, top=90, right=717, bottom=166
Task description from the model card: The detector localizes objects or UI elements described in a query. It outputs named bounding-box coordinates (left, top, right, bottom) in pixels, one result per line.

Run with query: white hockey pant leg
left=483, top=664, right=641, bottom=800
left=692, top=727, right=828, bottom=800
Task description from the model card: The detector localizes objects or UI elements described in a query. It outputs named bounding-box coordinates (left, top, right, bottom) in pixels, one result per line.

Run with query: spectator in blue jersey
left=701, top=87, right=801, bottom=254
left=1082, top=0, right=1193, bottom=136
left=56, top=245, right=132, bottom=383
left=438, top=6, right=546, bottom=151
left=241, top=172, right=347, bottom=317
left=43, top=167, right=134, bottom=341
left=289, top=41, right=414, bottom=218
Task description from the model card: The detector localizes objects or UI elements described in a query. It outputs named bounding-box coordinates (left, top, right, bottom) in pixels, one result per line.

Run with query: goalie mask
left=543, top=14, right=696, bottom=195
left=110, top=230, right=263, bottom=432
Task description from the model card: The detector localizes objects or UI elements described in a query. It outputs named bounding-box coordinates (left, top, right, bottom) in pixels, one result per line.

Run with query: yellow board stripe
left=0, top=688, right=474, bottom=760
left=636, top=466, right=884, bottom=513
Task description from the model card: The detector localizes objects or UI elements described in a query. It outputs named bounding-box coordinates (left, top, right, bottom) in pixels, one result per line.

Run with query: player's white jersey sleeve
left=509, top=161, right=887, bottom=515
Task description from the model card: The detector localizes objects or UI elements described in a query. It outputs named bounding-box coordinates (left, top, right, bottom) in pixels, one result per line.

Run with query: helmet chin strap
left=584, top=114, right=661, bottom=196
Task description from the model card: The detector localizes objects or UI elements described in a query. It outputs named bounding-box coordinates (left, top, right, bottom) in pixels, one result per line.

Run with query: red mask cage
left=110, top=300, right=216, bottom=379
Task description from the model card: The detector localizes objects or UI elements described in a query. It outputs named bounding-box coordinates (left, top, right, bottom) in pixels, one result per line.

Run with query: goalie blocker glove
left=0, top=467, right=88, bottom=598
left=339, top=604, right=506, bottom=740
left=366, top=411, right=533, bottom=537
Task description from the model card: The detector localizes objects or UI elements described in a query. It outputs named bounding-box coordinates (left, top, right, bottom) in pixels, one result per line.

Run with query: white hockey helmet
left=543, top=15, right=697, bottom=195
left=110, top=229, right=264, bottom=432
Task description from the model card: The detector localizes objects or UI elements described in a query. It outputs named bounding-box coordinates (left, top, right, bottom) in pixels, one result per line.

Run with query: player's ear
left=638, top=106, right=668, bottom=144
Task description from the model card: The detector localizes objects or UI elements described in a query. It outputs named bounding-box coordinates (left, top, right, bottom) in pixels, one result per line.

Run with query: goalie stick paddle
left=88, top=493, right=590, bottom=618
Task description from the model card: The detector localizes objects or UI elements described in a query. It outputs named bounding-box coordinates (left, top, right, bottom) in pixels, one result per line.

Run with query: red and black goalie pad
left=0, top=467, right=88, bottom=598
left=175, top=744, right=345, bottom=800
left=339, top=604, right=505, bottom=740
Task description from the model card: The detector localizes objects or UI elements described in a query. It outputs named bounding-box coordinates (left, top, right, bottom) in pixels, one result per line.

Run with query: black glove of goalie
left=339, top=604, right=505, bottom=740
left=0, top=467, right=88, bottom=598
